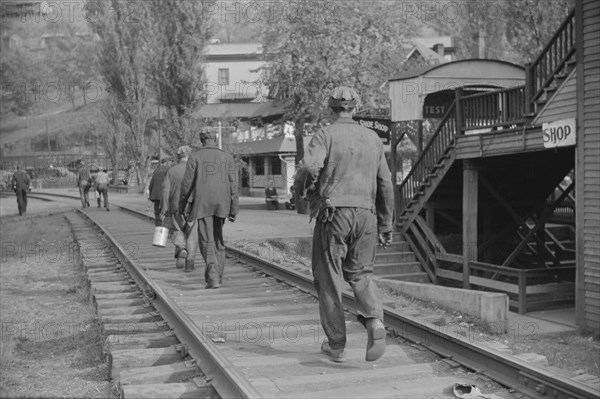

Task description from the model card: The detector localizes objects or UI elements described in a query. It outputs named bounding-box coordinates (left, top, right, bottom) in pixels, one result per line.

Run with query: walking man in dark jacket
left=160, top=145, right=195, bottom=269
left=149, top=157, right=171, bottom=226
left=178, top=129, right=238, bottom=287
left=77, top=161, right=92, bottom=208
left=11, top=165, right=31, bottom=216
left=293, top=86, right=394, bottom=363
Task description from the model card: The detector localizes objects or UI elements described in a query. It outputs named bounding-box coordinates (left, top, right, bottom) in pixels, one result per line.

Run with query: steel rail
left=74, top=207, right=262, bottom=399
left=20, top=192, right=599, bottom=399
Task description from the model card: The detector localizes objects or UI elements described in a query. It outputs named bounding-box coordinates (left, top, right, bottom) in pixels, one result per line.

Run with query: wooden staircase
left=373, top=233, right=429, bottom=283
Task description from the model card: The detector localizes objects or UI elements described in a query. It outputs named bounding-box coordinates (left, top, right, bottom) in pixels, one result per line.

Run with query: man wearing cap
left=179, top=129, right=238, bottom=287
left=77, top=161, right=92, bottom=208
left=293, top=86, right=394, bottom=363
left=160, top=146, right=196, bottom=269
left=149, top=157, right=171, bottom=226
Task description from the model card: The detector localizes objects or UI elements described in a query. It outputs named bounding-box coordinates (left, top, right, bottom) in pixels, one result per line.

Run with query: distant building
left=403, top=36, right=458, bottom=70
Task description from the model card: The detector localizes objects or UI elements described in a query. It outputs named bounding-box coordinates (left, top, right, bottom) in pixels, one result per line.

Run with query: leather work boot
left=365, top=318, right=386, bottom=361
left=176, top=249, right=187, bottom=269
left=321, top=341, right=346, bottom=363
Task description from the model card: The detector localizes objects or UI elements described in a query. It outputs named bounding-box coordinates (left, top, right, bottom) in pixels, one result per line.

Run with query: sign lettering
left=542, top=118, right=576, bottom=148
left=353, top=117, right=391, bottom=145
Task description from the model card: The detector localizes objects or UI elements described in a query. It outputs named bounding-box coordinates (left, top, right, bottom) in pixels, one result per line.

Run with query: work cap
left=161, top=156, right=171, bottom=164
left=327, top=86, right=360, bottom=110
left=176, top=145, right=192, bottom=156
left=199, top=128, right=217, bottom=140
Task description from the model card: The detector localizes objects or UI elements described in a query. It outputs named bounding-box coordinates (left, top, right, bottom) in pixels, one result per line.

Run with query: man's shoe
left=321, top=341, right=346, bottom=363
left=205, top=282, right=220, bottom=289
left=175, top=256, right=185, bottom=269
left=365, top=318, right=386, bottom=361
left=183, top=264, right=194, bottom=273
left=106, top=208, right=110, bottom=211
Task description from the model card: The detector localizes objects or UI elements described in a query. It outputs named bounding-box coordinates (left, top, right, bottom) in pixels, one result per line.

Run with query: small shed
left=388, top=59, right=526, bottom=122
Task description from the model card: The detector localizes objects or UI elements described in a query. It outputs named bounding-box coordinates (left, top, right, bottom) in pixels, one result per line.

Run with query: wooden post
left=462, top=160, right=479, bottom=289
left=483, top=206, right=492, bottom=263
left=455, top=88, right=464, bottom=136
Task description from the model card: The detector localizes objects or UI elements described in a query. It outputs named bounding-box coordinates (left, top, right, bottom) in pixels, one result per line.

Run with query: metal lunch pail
left=152, top=226, right=169, bottom=247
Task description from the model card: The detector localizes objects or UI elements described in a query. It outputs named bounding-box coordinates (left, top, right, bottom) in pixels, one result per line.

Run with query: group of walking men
left=150, top=129, right=238, bottom=289
left=77, top=163, right=110, bottom=211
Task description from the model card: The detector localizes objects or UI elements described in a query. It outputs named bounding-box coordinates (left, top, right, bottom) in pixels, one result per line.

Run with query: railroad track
left=8, top=192, right=599, bottom=399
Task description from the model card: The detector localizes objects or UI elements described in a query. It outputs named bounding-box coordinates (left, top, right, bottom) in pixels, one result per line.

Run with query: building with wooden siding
left=388, top=0, right=599, bottom=332
left=576, top=0, right=600, bottom=331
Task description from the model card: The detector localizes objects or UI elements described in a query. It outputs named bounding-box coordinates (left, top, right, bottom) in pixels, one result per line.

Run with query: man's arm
left=292, top=130, right=328, bottom=198
left=160, top=171, right=171, bottom=216
left=227, top=156, right=239, bottom=220
left=179, top=155, right=197, bottom=213
left=375, top=147, right=394, bottom=234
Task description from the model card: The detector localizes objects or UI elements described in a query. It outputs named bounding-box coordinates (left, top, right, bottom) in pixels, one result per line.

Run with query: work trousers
left=186, top=216, right=226, bottom=284
left=312, top=207, right=384, bottom=350
left=79, top=183, right=90, bottom=207
left=96, top=184, right=109, bottom=209
left=152, top=200, right=162, bottom=226
left=15, top=188, right=28, bottom=215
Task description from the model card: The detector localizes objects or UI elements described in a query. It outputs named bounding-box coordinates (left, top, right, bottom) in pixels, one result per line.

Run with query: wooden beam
left=462, top=160, right=479, bottom=289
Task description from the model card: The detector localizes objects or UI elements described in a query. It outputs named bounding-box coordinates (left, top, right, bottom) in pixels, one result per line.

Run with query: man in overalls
left=294, top=86, right=394, bottom=363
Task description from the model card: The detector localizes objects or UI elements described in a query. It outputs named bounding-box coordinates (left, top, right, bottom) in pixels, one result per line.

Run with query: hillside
left=0, top=91, right=104, bottom=157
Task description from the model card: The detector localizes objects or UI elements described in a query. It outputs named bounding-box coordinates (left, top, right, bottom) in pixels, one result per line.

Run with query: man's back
left=12, top=170, right=30, bottom=189
left=149, top=165, right=169, bottom=200
left=180, top=146, right=238, bottom=220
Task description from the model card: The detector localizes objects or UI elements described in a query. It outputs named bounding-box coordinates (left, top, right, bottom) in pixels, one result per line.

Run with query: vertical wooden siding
left=577, top=0, right=600, bottom=330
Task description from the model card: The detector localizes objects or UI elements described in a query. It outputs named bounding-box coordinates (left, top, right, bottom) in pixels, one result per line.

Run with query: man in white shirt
left=95, top=169, right=110, bottom=211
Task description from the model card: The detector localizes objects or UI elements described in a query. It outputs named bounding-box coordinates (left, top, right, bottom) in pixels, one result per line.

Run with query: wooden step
left=377, top=240, right=411, bottom=252
left=375, top=251, right=416, bottom=264
left=374, top=262, right=422, bottom=275
left=377, top=272, right=430, bottom=283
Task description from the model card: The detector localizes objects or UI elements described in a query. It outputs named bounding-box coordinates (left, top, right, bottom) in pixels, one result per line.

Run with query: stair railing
left=525, top=9, right=576, bottom=111
left=397, top=100, right=457, bottom=214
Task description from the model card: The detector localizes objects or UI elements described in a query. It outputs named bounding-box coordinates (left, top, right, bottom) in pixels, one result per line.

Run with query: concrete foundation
left=376, top=279, right=508, bottom=333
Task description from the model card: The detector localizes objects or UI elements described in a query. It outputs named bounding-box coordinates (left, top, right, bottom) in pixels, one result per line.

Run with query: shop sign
left=543, top=118, right=576, bottom=148
left=353, top=117, right=391, bottom=144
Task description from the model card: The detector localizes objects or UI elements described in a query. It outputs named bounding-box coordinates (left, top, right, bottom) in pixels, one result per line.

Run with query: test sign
left=543, top=118, right=576, bottom=148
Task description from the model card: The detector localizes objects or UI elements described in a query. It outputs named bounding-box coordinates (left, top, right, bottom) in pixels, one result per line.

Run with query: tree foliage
left=261, top=0, right=415, bottom=163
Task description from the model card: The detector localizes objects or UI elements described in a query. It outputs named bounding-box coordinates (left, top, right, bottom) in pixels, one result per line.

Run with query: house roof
left=194, top=102, right=263, bottom=119
left=389, top=59, right=525, bottom=82
left=407, top=40, right=446, bottom=64
left=205, top=43, right=262, bottom=56
left=226, top=135, right=297, bottom=155
left=250, top=99, right=290, bottom=119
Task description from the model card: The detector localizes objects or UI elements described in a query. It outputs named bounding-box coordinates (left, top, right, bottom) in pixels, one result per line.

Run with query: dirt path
left=0, top=214, right=115, bottom=398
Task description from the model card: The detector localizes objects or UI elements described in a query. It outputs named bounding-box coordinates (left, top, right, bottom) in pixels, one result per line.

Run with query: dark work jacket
left=149, top=165, right=169, bottom=201
left=178, top=144, right=239, bottom=220
left=77, top=165, right=91, bottom=186
left=12, top=170, right=30, bottom=190
left=294, top=117, right=394, bottom=233
left=161, top=160, right=187, bottom=216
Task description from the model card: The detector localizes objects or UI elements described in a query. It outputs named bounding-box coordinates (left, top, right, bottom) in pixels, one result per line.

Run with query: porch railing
left=460, top=86, right=527, bottom=133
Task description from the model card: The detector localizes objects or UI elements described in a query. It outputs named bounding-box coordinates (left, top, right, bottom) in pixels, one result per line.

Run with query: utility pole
left=46, top=120, right=51, bottom=153
left=218, top=121, right=222, bottom=149
left=158, top=104, right=162, bottom=159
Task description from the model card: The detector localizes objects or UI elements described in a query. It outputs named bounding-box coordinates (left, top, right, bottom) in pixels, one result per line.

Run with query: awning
left=250, top=99, right=290, bottom=120
left=226, top=135, right=297, bottom=155
left=194, top=103, right=263, bottom=120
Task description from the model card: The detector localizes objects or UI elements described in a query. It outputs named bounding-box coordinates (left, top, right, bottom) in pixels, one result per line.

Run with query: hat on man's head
left=176, top=145, right=192, bottom=157
left=160, top=156, right=171, bottom=164
left=199, top=128, right=216, bottom=141
left=327, top=86, right=360, bottom=110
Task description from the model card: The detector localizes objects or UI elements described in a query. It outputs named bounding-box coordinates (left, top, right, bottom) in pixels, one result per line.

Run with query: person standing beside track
left=11, top=165, right=31, bottom=216
left=178, top=129, right=238, bottom=287
left=148, top=157, right=171, bottom=226
left=77, top=161, right=92, bottom=208
left=159, top=145, right=196, bottom=270
left=293, top=86, right=394, bottom=363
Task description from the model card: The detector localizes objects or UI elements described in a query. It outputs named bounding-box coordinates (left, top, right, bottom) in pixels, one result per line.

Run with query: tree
left=89, top=0, right=155, bottom=190
left=101, top=94, right=125, bottom=185
left=143, top=0, right=214, bottom=155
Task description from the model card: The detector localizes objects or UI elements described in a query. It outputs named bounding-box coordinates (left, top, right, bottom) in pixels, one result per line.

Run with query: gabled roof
left=204, top=43, right=262, bottom=59
left=389, top=59, right=525, bottom=82
left=406, top=40, right=446, bottom=64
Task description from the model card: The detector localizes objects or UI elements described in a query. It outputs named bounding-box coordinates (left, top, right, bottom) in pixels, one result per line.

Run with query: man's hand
left=378, top=231, right=393, bottom=249
left=228, top=214, right=236, bottom=223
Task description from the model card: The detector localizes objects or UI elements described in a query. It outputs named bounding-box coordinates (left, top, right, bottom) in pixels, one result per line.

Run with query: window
left=218, top=68, right=229, bottom=85
left=254, top=156, right=265, bottom=175
left=270, top=156, right=281, bottom=175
